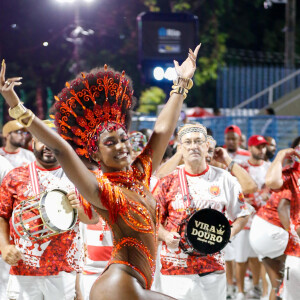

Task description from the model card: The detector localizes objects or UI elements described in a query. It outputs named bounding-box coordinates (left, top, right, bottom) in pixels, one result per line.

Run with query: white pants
left=282, top=255, right=300, bottom=300
left=0, top=256, right=11, bottom=300
left=223, top=242, right=235, bottom=261
left=233, top=229, right=257, bottom=263
left=151, top=242, right=162, bottom=292
left=81, top=273, right=100, bottom=300
left=159, top=272, right=226, bottom=300
left=249, top=216, right=289, bottom=260
left=6, top=272, right=76, bottom=300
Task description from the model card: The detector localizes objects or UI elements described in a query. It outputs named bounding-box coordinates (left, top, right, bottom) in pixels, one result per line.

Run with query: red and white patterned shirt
left=0, top=161, right=83, bottom=276
left=280, top=163, right=300, bottom=257
left=256, top=188, right=290, bottom=228
left=154, top=165, right=250, bottom=275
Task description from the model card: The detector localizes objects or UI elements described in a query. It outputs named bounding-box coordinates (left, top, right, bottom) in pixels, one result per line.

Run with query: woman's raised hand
left=174, top=44, right=201, bottom=79
left=0, top=59, right=23, bottom=107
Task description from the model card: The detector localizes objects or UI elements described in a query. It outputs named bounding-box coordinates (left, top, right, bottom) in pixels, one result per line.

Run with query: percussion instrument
left=12, top=189, right=78, bottom=241
left=177, top=208, right=231, bottom=256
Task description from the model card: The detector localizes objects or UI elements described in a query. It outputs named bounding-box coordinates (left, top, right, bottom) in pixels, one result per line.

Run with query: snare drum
left=178, top=208, right=231, bottom=256
left=12, top=189, right=78, bottom=241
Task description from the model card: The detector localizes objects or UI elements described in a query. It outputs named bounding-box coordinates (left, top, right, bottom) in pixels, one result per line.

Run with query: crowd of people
left=0, top=45, right=299, bottom=300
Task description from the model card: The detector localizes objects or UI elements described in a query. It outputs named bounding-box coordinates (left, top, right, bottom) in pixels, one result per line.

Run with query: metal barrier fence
left=131, top=115, right=300, bottom=151
left=216, top=65, right=300, bottom=110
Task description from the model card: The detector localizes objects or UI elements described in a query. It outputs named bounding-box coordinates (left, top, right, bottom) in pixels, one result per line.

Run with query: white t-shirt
left=0, top=147, right=35, bottom=168
left=245, top=160, right=270, bottom=191
left=243, top=160, right=270, bottom=229
left=0, top=156, right=13, bottom=184
left=228, top=148, right=250, bottom=168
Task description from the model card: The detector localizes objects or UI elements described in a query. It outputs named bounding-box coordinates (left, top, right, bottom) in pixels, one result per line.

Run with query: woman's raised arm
left=0, top=60, right=105, bottom=210
left=147, top=44, right=201, bottom=172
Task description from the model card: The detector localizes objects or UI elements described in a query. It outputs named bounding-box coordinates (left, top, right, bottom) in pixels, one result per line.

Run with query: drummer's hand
left=2, top=245, right=22, bottom=266
left=165, top=232, right=181, bottom=250
left=174, top=44, right=201, bottom=80
left=67, top=191, right=80, bottom=209
left=0, top=60, right=22, bottom=108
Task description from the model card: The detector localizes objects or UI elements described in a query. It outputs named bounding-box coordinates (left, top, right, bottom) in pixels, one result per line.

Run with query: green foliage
left=137, top=87, right=166, bottom=114
left=172, top=1, right=191, bottom=12
left=195, top=32, right=227, bottom=85
left=143, top=0, right=160, bottom=11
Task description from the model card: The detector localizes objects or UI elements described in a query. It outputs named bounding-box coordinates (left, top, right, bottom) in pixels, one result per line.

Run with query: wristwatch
left=9, top=102, right=27, bottom=119
left=173, top=77, right=193, bottom=90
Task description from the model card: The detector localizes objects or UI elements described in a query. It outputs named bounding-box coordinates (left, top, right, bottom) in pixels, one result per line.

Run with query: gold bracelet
left=170, top=86, right=188, bottom=99
left=171, top=85, right=188, bottom=93
left=173, top=77, right=193, bottom=90
left=17, top=109, right=35, bottom=127
left=8, top=102, right=27, bottom=119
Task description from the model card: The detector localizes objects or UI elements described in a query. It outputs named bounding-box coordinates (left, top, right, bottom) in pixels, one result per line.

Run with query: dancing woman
left=0, top=45, right=200, bottom=300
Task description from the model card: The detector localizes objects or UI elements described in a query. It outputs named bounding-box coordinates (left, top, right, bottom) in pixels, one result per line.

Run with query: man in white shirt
left=0, top=121, right=98, bottom=300
left=0, top=155, right=13, bottom=300
left=154, top=123, right=251, bottom=300
left=0, top=120, right=35, bottom=167
left=223, top=125, right=250, bottom=298
left=234, top=135, right=270, bottom=300
left=224, top=125, right=250, bottom=167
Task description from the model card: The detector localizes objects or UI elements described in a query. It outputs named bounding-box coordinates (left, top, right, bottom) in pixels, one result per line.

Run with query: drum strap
left=29, top=162, right=40, bottom=195
left=178, top=167, right=191, bottom=203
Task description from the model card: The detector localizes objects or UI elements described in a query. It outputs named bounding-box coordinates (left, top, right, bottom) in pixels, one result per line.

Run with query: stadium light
left=153, top=67, right=164, bottom=81
left=55, top=0, right=94, bottom=3
left=153, top=66, right=177, bottom=81
left=164, top=67, right=177, bottom=81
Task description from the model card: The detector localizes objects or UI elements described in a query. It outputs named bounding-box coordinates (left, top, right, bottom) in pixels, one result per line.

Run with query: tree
left=137, top=87, right=165, bottom=114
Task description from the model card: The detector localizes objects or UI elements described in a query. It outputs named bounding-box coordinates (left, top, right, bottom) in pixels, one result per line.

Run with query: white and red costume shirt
left=227, top=148, right=250, bottom=169
left=0, top=161, right=83, bottom=276
left=256, top=188, right=290, bottom=228
left=154, top=165, right=251, bottom=275
left=0, top=147, right=35, bottom=168
left=81, top=220, right=113, bottom=275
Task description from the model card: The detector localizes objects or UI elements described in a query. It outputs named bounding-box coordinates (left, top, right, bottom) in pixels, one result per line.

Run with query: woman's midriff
left=94, top=182, right=158, bottom=290
left=108, top=233, right=157, bottom=289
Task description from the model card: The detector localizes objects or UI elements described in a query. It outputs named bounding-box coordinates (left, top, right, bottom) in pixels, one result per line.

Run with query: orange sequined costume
left=53, top=66, right=160, bottom=289
left=81, top=145, right=159, bottom=289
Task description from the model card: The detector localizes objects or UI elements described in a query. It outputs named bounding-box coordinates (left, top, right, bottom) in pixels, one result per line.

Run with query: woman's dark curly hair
left=53, top=65, right=136, bottom=159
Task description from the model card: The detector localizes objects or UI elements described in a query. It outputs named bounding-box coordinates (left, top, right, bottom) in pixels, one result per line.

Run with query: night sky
left=0, top=0, right=298, bottom=118
left=0, top=0, right=146, bottom=120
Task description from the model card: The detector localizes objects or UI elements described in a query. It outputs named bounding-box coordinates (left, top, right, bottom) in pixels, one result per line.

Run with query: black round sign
left=179, top=208, right=231, bottom=255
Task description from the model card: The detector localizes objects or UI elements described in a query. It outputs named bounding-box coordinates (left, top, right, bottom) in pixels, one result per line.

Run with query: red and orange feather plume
left=52, top=65, right=134, bottom=158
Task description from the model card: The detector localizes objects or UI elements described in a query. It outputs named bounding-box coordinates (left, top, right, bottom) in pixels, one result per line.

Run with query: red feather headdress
left=53, top=65, right=133, bottom=158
